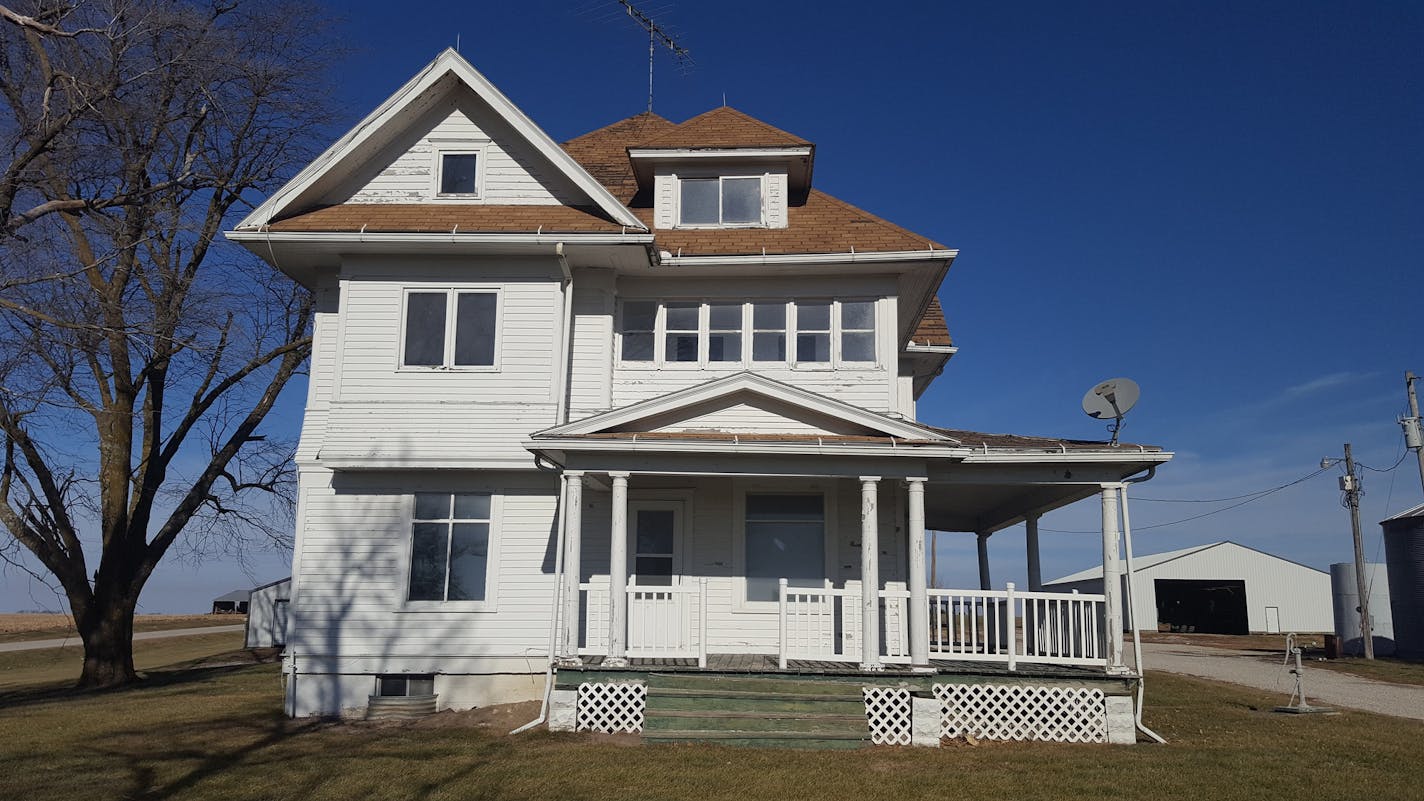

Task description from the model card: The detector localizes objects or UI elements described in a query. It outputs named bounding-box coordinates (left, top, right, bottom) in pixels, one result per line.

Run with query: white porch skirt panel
left=862, top=687, right=913, bottom=745
left=576, top=682, right=647, bottom=733
left=934, top=684, right=1108, bottom=743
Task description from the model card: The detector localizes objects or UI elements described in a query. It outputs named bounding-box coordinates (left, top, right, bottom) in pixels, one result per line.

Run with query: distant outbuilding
left=211, top=589, right=250, bottom=614
left=1045, top=541, right=1332, bottom=634
left=1382, top=503, right=1424, bottom=661
left=245, top=577, right=292, bottom=649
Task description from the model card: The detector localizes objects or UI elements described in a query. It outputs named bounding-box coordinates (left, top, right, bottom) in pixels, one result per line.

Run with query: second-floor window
left=680, top=176, right=763, bottom=226
left=618, top=299, right=878, bottom=368
left=401, top=289, right=498, bottom=368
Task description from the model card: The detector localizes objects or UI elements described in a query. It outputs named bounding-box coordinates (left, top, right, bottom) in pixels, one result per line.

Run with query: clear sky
left=4, top=1, right=1421, bottom=612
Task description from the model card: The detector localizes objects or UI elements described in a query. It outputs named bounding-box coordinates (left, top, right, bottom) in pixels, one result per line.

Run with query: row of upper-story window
left=396, top=288, right=884, bottom=371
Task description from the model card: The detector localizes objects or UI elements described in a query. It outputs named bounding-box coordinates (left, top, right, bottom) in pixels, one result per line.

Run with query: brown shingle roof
left=927, top=427, right=1162, bottom=453
left=267, top=204, right=626, bottom=233
left=633, top=106, right=811, bottom=149
left=561, top=111, right=676, bottom=204
left=911, top=297, right=952, bottom=346
left=634, top=189, right=944, bottom=256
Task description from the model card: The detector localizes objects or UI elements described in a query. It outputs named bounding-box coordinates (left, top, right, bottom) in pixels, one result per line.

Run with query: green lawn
left=1, top=656, right=1420, bottom=801
left=0, top=630, right=248, bottom=690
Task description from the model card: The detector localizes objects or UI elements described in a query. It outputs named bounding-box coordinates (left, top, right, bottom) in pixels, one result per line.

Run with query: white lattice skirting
left=576, top=682, right=647, bottom=733
left=934, top=684, right=1107, bottom=743
left=862, top=687, right=913, bottom=745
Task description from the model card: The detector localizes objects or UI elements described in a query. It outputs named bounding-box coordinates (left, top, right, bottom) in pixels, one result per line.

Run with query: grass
left=1312, top=657, right=1424, bottom=687
left=0, top=613, right=243, bottom=644
left=0, top=630, right=248, bottom=690
left=1, top=657, right=1421, bottom=801
left=1140, top=631, right=1424, bottom=687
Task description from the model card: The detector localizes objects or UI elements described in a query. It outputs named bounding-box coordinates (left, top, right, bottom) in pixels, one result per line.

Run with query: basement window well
left=377, top=674, right=435, bottom=697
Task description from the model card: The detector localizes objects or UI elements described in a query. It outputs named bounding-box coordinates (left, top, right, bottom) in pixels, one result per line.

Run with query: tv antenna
left=1081, top=377, right=1140, bottom=447
left=616, top=0, right=691, bottom=113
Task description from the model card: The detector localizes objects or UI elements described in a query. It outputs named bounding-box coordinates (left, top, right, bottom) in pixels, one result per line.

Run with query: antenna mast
left=617, top=0, right=691, bottom=113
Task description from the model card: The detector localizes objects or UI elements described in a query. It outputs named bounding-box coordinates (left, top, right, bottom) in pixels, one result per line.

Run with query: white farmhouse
left=228, top=50, right=1173, bottom=746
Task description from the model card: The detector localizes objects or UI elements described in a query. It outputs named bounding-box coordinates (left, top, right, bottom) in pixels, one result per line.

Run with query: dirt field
left=0, top=613, right=242, bottom=643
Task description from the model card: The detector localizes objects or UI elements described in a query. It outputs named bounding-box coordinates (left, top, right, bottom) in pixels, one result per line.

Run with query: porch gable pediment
left=535, top=373, right=955, bottom=442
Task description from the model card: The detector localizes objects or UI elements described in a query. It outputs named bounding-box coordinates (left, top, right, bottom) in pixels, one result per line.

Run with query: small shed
left=1045, top=541, right=1333, bottom=634
left=211, top=589, right=250, bottom=614
left=245, top=577, right=292, bottom=648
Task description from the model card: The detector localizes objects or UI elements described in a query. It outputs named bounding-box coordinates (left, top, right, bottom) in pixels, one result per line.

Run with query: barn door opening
left=1154, top=578, right=1249, bottom=634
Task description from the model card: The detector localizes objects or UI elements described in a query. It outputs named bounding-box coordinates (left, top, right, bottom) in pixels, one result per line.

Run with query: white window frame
left=731, top=480, right=838, bottom=614
left=615, top=298, right=881, bottom=370
left=400, top=492, right=502, bottom=613
left=674, top=173, right=767, bottom=229
left=430, top=142, right=486, bottom=200
left=396, top=286, right=502, bottom=372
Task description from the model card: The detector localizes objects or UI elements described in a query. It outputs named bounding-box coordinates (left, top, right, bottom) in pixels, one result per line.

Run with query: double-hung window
left=680, top=176, right=764, bottom=226
left=408, top=493, right=492, bottom=603
left=618, top=298, right=877, bottom=367
left=401, top=289, right=498, bottom=368
left=433, top=145, right=483, bottom=199
left=744, top=494, right=826, bottom=602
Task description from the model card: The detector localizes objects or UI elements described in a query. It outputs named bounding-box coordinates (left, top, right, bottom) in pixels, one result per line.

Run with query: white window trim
left=430, top=142, right=487, bottom=201
left=731, top=480, right=838, bottom=614
left=396, top=286, right=502, bottom=372
left=399, top=492, right=503, bottom=613
left=615, top=298, right=881, bottom=371
left=674, top=172, right=768, bottom=229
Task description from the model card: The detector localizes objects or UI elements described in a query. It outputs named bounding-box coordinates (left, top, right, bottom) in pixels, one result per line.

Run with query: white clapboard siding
left=567, top=278, right=614, bottom=416
left=611, top=369, right=893, bottom=413
left=613, top=394, right=884, bottom=437
left=332, top=92, right=583, bottom=206
left=318, top=403, right=553, bottom=467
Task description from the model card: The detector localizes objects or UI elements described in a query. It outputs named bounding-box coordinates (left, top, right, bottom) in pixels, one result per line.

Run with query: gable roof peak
left=634, top=105, right=813, bottom=149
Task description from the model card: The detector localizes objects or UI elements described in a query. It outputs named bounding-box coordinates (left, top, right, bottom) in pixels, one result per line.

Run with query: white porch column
left=859, top=476, right=882, bottom=671
left=607, top=471, right=630, bottom=667
left=1101, top=484, right=1126, bottom=672
left=1025, top=513, right=1043, bottom=592
left=906, top=478, right=930, bottom=666
left=559, top=471, right=584, bottom=664
left=976, top=532, right=992, bottom=590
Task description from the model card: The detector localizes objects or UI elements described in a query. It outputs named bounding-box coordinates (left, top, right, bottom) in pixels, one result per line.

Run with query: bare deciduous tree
left=0, top=0, right=334, bottom=687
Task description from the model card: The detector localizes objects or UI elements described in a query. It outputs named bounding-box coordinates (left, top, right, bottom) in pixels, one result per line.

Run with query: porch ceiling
left=922, top=481, right=1102, bottom=534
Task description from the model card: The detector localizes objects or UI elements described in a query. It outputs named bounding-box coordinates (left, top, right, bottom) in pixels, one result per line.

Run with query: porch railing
left=929, top=584, right=1106, bottom=669
left=578, top=577, right=708, bottom=666
left=776, top=580, right=911, bottom=668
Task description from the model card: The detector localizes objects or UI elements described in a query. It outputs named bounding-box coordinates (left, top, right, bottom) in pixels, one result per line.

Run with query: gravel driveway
left=1137, top=642, right=1424, bottom=721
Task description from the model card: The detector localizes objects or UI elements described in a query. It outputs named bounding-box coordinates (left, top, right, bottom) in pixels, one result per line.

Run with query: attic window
left=435, top=149, right=482, bottom=197
left=680, top=176, right=763, bottom=226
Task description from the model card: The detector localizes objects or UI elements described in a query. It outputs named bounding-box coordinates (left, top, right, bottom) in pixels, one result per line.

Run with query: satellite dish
left=1082, top=377, right=1140, bottom=446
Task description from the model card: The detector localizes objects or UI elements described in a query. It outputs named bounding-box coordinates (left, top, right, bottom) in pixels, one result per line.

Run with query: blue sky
left=5, top=1, right=1421, bottom=612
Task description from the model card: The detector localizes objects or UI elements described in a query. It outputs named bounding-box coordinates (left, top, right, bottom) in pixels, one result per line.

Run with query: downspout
left=1121, top=466, right=1166, bottom=744
left=511, top=470, right=569, bottom=735
left=553, top=242, right=574, bottom=425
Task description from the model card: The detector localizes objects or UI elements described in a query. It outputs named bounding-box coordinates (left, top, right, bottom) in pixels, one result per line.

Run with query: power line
left=1131, top=465, right=1331, bottom=503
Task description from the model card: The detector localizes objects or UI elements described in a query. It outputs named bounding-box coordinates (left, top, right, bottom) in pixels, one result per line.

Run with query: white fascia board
left=958, top=450, right=1174, bottom=465
left=660, top=249, right=958, bottom=267
left=226, top=230, right=654, bottom=247
left=904, top=344, right=958, bottom=355
left=526, top=437, right=969, bottom=460
left=536, top=371, right=953, bottom=442
left=628, top=147, right=813, bottom=160
left=236, top=49, right=644, bottom=232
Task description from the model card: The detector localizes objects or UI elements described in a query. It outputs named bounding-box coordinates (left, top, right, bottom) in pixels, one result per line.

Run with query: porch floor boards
left=570, top=653, right=1109, bottom=679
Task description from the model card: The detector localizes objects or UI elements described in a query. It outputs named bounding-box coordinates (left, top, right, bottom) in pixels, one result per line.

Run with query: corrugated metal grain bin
left=1329, top=562, right=1394, bottom=656
left=1383, top=503, right=1424, bottom=661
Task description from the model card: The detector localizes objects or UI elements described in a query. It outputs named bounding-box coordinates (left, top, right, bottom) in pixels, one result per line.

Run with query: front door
left=627, top=501, right=691, bottom=657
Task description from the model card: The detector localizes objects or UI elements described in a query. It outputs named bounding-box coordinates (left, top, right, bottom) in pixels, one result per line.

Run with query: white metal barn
left=245, top=577, right=292, bottom=648
left=1045, top=541, right=1332, bottom=634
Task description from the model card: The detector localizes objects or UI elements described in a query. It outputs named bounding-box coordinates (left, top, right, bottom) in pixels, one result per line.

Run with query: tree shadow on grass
left=0, top=654, right=280, bottom=713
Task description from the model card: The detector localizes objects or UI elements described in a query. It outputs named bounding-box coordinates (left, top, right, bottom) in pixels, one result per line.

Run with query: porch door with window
left=627, top=502, right=691, bottom=657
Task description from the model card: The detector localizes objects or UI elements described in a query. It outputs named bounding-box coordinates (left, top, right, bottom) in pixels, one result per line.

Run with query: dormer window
left=680, top=176, right=763, bottom=226
left=432, top=144, right=484, bottom=199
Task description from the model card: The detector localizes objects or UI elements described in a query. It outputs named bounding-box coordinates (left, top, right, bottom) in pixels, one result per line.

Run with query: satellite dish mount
left=1082, top=377, right=1141, bottom=447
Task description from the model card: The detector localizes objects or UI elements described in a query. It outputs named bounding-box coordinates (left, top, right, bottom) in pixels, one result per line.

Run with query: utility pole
left=1343, top=444, right=1375, bottom=660
left=1404, top=372, right=1424, bottom=497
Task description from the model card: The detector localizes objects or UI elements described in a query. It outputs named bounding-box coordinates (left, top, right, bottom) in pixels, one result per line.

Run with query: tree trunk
left=76, top=592, right=139, bottom=688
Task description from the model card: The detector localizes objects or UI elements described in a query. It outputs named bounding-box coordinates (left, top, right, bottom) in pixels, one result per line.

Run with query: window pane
left=752, top=332, right=785, bottom=361
left=621, top=332, right=654, bottom=361
left=666, top=333, right=699, bottom=362
left=407, top=675, right=435, bottom=696
left=797, top=332, right=831, bottom=363
left=753, top=302, right=785, bottom=329
left=842, top=331, right=876, bottom=362
left=403, top=293, right=447, bottom=366
left=797, top=301, right=831, bottom=330
left=453, top=493, right=490, bottom=520
left=378, top=676, right=408, bottom=697
left=708, top=302, right=741, bottom=329
left=680, top=178, right=719, bottom=224
left=842, top=300, right=875, bottom=330
left=440, top=154, right=478, bottom=194
left=745, top=491, right=824, bottom=603
left=635, top=557, right=673, bottom=585
left=708, top=332, right=741, bottom=362
left=722, top=178, right=761, bottom=223
left=636, top=510, right=675, bottom=554
left=665, top=302, right=699, bottom=331
left=408, top=523, right=448, bottom=601
left=446, top=523, right=489, bottom=601
left=453, top=293, right=496, bottom=366
left=623, top=301, right=657, bottom=331
left=414, top=493, right=449, bottom=520
left=746, top=494, right=823, bottom=520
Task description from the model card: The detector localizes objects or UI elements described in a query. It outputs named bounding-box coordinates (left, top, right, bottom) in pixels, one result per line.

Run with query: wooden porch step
left=642, top=729, right=869, bottom=749
left=648, top=687, right=864, bottom=703
left=648, top=709, right=865, bottom=722
left=646, top=673, right=870, bottom=697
